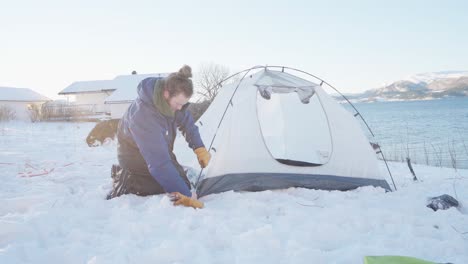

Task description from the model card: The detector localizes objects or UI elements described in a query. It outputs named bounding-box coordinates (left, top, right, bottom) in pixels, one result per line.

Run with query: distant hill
left=336, top=71, right=468, bottom=102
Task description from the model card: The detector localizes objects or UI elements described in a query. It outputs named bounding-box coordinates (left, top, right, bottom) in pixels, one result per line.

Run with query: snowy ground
left=0, top=122, right=467, bottom=264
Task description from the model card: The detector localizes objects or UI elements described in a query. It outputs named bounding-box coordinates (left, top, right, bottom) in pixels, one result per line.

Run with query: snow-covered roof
left=105, top=73, right=169, bottom=103
left=0, top=86, right=50, bottom=102
left=59, top=80, right=117, bottom=95
left=59, top=73, right=169, bottom=99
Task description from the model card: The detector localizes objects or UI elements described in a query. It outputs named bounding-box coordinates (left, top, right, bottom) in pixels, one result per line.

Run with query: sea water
left=347, top=97, right=468, bottom=169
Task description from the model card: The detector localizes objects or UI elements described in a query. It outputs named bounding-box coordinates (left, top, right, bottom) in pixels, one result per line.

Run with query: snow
left=0, top=122, right=467, bottom=264
left=0, top=87, right=50, bottom=102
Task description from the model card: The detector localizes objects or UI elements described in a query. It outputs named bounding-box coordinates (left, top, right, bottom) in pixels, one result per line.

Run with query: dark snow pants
left=106, top=164, right=162, bottom=199
left=106, top=160, right=191, bottom=199
left=107, top=131, right=191, bottom=200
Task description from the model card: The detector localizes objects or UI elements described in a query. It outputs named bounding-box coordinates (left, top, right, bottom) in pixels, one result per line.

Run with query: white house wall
left=74, top=93, right=111, bottom=113
left=108, top=103, right=131, bottom=119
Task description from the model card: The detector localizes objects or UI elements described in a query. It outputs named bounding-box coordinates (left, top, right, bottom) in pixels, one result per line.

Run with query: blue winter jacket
left=117, top=77, right=204, bottom=197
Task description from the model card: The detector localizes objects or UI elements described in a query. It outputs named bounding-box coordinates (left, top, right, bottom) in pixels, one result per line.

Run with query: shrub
left=0, top=105, right=16, bottom=121
left=28, top=104, right=41, bottom=122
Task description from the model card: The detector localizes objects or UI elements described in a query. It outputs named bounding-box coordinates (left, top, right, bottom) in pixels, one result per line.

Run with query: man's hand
left=169, top=192, right=204, bottom=209
left=194, top=147, right=211, bottom=168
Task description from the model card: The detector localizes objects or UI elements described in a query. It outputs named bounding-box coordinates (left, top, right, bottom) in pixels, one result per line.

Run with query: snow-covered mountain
left=347, top=71, right=468, bottom=102
left=406, top=71, right=468, bottom=85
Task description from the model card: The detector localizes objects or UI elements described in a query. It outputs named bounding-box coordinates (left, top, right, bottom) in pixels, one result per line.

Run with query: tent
left=175, top=67, right=391, bottom=197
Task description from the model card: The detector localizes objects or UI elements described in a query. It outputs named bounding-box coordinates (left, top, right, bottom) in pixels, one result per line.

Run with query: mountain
left=343, top=71, right=468, bottom=102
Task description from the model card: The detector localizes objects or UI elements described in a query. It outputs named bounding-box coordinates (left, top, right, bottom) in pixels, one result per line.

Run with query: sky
left=1, top=0, right=468, bottom=99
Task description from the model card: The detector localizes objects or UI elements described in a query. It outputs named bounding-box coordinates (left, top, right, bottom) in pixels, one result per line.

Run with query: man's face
left=164, top=90, right=190, bottom=112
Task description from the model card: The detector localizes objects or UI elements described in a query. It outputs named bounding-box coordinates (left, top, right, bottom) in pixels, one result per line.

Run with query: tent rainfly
left=174, top=67, right=391, bottom=197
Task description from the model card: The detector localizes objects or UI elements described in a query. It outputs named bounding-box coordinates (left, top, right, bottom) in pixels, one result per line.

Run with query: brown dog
left=86, top=119, right=120, bottom=147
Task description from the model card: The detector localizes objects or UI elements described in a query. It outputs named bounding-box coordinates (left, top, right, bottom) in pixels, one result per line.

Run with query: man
left=107, top=65, right=210, bottom=209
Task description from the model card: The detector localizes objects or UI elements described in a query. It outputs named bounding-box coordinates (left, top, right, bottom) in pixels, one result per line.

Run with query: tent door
left=256, top=91, right=332, bottom=166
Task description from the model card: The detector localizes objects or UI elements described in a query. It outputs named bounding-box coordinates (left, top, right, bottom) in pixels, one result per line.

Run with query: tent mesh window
left=256, top=89, right=332, bottom=166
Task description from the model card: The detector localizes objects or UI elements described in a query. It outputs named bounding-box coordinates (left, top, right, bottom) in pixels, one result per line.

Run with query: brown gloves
left=194, top=147, right=211, bottom=168
left=168, top=147, right=210, bottom=209
left=170, top=192, right=204, bottom=209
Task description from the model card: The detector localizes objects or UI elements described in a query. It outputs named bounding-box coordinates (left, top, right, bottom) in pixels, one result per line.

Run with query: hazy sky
left=1, top=0, right=467, bottom=99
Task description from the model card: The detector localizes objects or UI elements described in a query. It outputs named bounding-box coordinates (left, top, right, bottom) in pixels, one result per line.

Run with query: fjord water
left=349, top=97, right=468, bottom=169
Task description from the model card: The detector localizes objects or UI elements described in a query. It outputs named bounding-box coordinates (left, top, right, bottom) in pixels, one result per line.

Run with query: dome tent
left=175, top=66, right=392, bottom=197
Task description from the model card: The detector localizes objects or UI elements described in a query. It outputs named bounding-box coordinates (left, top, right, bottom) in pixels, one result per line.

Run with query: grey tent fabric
left=198, top=173, right=391, bottom=197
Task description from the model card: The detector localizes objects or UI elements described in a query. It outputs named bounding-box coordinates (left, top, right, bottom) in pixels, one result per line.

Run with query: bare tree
left=196, top=63, right=230, bottom=102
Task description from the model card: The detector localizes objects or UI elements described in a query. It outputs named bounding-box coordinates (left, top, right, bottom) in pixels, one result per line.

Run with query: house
left=0, top=87, right=50, bottom=121
left=59, top=72, right=168, bottom=119
left=104, top=73, right=168, bottom=119
left=58, top=79, right=116, bottom=115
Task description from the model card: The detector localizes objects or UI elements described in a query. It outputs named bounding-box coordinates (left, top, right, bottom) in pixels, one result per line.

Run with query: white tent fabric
left=175, top=69, right=390, bottom=197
